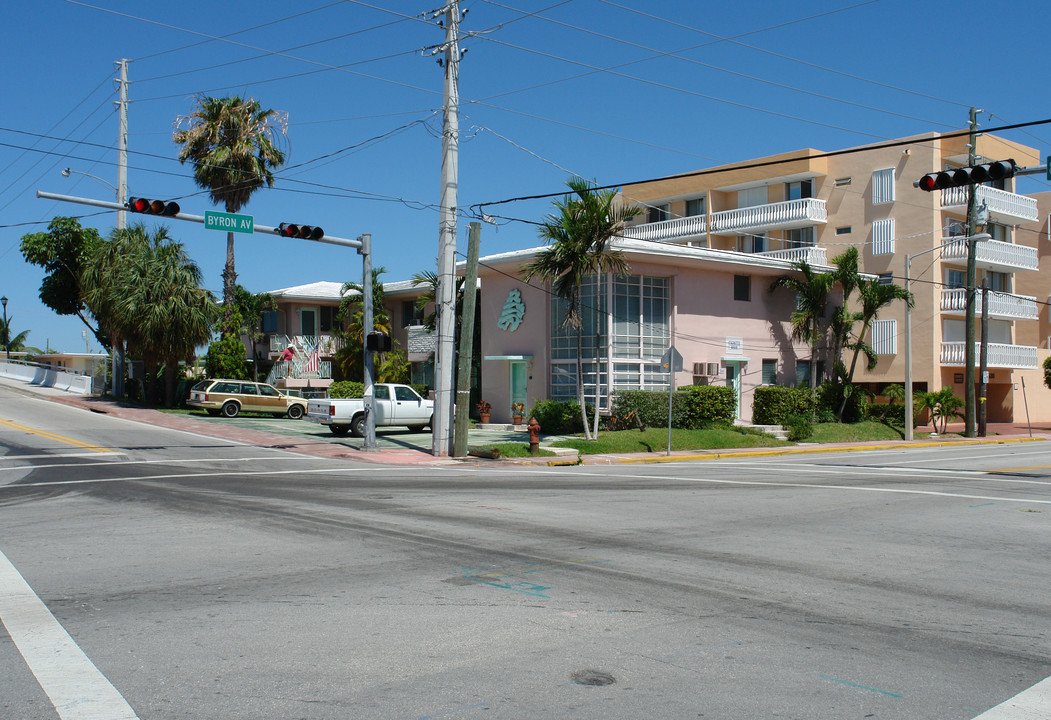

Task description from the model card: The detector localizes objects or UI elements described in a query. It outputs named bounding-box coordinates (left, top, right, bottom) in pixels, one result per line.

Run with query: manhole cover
left=571, top=670, right=615, bottom=686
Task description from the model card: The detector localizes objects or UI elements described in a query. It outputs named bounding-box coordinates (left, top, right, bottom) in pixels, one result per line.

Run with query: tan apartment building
left=618, top=131, right=1046, bottom=423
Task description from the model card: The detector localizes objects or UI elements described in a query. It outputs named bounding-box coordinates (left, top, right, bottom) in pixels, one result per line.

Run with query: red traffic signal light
left=127, top=197, right=180, bottom=216
left=278, top=222, right=324, bottom=240
left=915, top=159, right=1017, bottom=192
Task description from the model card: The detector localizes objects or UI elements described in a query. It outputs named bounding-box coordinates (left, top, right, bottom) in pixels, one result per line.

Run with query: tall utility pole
left=113, top=58, right=130, bottom=398
left=453, top=222, right=481, bottom=457
left=433, top=1, right=462, bottom=456
left=963, top=107, right=981, bottom=437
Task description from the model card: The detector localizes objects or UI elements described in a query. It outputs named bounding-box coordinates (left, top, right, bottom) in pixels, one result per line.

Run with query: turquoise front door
left=725, top=362, right=742, bottom=419
left=510, top=361, right=528, bottom=416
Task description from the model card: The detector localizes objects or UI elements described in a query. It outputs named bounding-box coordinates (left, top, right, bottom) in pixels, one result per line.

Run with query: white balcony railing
left=940, top=237, right=1038, bottom=272
left=622, top=214, right=706, bottom=242
left=757, top=246, right=828, bottom=266
left=941, top=185, right=1039, bottom=223
left=940, top=342, right=1037, bottom=369
left=268, top=333, right=343, bottom=355
left=940, top=288, right=1039, bottom=320
left=621, top=198, right=826, bottom=243
left=710, top=197, right=826, bottom=235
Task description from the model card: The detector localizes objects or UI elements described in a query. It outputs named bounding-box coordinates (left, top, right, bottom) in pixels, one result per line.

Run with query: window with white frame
left=872, top=167, right=895, bottom=204
left=872, top=218, right=895, bottom=255
left=785, top=227, right=814, bottom=247
left=870, top=318, right=897, bottom=355
left=647, top=204, right=670, bottom=223
left=785, top=179, right=813, bottom=200
left=550, top=274, right=670, bottom=404
left=685, top=197, right=706, bottom=217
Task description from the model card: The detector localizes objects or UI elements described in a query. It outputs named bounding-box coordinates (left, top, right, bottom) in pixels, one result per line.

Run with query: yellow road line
left=0, top=418, right=117, bottom=454
left=988, top=464, right=1051, bottom=473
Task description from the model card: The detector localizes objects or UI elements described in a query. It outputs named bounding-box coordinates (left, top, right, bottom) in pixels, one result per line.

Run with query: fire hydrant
left=528, top=416, right=541, bottom=456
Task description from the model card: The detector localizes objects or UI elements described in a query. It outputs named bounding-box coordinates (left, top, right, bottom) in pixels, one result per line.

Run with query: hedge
left=611, top=386, right=735, bottom=429
left=752, top=386, right=815, bottom=425
left=328, top=381, right=364, bottom=398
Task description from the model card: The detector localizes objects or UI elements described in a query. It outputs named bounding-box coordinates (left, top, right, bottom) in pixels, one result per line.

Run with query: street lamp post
left=904, top=233, right=989, bottom=441
left=2, top=296, right=9, bottom=361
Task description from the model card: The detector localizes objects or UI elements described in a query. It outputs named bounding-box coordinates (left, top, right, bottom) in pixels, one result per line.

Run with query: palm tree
left=82, top=224, right=217, bottom=406
left=769, top=260, right=834, bottom=389
left=836, top=277, right=913, bottom=419
left=522, top=178, right=640, bottom=440
left=334, top=268, right=392, bottom=381
left=173, top=96, right=287, bottom=322
left=0, top=316, right=30, bottom=353
left=233, top=285, right=276, bottom=381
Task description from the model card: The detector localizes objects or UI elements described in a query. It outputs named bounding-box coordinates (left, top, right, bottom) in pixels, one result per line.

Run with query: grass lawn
left=490, top=443, right=556, bottom=458
left=805, top=421, right=910, bottom=444
left=548, top=426, right=788, bottom=455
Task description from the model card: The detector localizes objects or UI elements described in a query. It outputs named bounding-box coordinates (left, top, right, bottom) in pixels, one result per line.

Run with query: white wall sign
left=726, top=336, right=743, bottom=355
left=497, top=288, right=526, bottom=332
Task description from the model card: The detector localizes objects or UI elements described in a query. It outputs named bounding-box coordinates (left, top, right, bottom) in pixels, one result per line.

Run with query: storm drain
left=571, top=670, right=615, bottom=686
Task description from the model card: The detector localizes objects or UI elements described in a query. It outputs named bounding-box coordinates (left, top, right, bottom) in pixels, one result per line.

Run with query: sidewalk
left=4, top=376, right=1048, bottom=466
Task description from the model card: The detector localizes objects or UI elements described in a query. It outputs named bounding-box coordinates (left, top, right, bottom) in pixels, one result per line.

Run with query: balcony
left=941, top=185, right=1038, bottom=224
left=268, top=333, right=343, bottom=355
left=940, top=342, right=1037, bottom=369
left=621, top=198, right=826, bottom=244
left=940, top=288, right=1038, bottom=320
left=940, top=236, right=1038, bottom=273
left=757, top=246, right=828, bottom=266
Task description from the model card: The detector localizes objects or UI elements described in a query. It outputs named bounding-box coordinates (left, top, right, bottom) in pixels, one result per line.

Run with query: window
left=945, top=269, right=966, bottom=289
left=685, top=197, right=706, bottom=217
left=986, top=271, right=1010, bottom=293
left=834, top=177, right=852, bottom=187
left=785, top=227, right=814, bottom=247
left=319, top=305, right=335, bottom=332
left=737, top=186, right=767, bottom=208
left=836, top=226, right=852, bottom=235
left=647, top=204, right=670, bottom=223
left=989, top=222, right=1009, bottom=243
left=734, top=275, right=751, bottom=301
left=402, top=300, right=424, bottom=327
left=261, top=310, right=277, bottom=333
left=870, top=319, right=897, bottom=355
left=796, top=360, right=823, bottom=386
left=872, top=167, right=895, bottom=204
left=878, top=273, right=894, bottom=286
left=762, top=359, right=777, bottom=385
left=786, top=179, right=813, bottom=200
left=872, top=218, right=895, bottom=255
left=738, top=234, right=765, bottom=253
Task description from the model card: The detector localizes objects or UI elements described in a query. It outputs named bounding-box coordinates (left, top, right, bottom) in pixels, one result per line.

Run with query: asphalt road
left=1, top=385, right=1049, bottom=719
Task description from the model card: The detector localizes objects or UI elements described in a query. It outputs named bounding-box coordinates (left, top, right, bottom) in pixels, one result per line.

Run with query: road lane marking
left=0, top=465, right=378, bottom=489
left=569, top=470, right=1051, bottom=505
left=0, top=548, right=139, bottom=720
left=0, top=419, right=117, bottom=454
left=0, top=454, right=311, bottom=471
left=0, top=452, right=127, bottom=462
left=972, top=675, right=1051, bottom=718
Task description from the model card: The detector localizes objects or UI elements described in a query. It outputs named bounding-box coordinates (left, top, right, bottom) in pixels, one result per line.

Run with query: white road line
left=0, top=452, right=127, bottom=461
left=569, top=470, right=1051, bottom=505
left=972, top=675, right=1051, bottom=718
left=0, top=548, right=139, bottom=720
left=715, top=462, right=990, bottom=477
left=0, top=465, right=376, bottom=489
left=0, top=455, right=315, bottom=471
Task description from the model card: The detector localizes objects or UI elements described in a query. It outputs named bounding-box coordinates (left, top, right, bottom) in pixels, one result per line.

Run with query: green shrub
left=869, top=402, right=906, bottom=427
left=611, top=387, right=735, bottom=430
left=328, top=381, right=364, bottom=398
left=785, top=413, right=813, bottom=441
left=752, top=386, right=815, bottom=425
left=529, top=399, right=586, bottom=434
left=204, top=334, right=248, bottom=380
left=816, top=381, right=870, bottom=423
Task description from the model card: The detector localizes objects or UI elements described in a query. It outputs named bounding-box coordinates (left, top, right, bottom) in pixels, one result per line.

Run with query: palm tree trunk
left=836, top=321, right=870, bottom=420
left=576, top=327, right=592, bottom=440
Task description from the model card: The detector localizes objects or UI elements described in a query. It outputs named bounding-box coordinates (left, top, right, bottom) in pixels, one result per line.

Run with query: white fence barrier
left=0, top=360, right=93, bottom=394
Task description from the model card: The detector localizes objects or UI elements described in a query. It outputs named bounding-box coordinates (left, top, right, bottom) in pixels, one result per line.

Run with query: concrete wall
left=0, top=360, right=92, bottom=394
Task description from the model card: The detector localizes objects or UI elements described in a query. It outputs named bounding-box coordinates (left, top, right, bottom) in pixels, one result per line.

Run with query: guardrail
left=0, top=359, right=93, bottom=394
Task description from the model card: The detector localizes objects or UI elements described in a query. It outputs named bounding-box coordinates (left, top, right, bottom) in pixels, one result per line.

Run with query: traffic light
left=126, top=197, right=180, bottom=215
left=366, top=332, right=391, bottom=352
left=916, top=160, right=1017, bottom=191
left=277, top=222, right=324, bottom=240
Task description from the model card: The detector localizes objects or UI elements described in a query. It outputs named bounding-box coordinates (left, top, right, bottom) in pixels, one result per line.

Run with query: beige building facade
left=619, top=131, right=1046, bottom=423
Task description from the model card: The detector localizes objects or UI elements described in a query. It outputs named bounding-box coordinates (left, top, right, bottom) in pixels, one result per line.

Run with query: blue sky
left=2, top=0, right=1049, bottom=354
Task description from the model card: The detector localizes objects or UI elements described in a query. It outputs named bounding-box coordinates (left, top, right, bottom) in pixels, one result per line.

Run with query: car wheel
left=329, top=425, right=351, bottom=437
left=287, top=404, right=304, bottom=420
left=206, top=409, right=220, bottom=416
left=221, top=401, right=240, bottom=418
left=351, top=414, right=366, bottom=438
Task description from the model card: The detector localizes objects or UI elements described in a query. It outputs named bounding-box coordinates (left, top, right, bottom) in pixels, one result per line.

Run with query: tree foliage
left=20, top=216, right=106, bottom=346
left=173, top=95, right=287, bottom=316
left=333, top=267, right=392, bottom=382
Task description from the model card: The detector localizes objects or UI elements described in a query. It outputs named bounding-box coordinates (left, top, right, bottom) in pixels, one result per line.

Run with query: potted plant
left=477, top=399, right=492, bottom=424
left=511, top=401, right=525, bottom=425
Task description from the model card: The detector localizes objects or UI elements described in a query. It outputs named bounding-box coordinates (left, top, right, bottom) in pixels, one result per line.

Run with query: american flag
left=304, top=346, right=320, bottom=373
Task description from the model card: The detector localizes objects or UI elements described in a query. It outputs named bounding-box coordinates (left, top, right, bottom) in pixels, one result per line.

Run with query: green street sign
left=204, top=210, right=254, bottom=234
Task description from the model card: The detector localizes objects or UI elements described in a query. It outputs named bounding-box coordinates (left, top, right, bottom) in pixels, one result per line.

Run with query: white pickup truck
left=307, top=383, right=434, bottom=437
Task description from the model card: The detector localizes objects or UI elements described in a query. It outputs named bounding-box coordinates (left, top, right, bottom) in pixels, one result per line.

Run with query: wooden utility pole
left=453, top=222, right=481, bottom=457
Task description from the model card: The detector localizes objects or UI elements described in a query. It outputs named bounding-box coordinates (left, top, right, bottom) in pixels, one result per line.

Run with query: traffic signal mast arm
left=35, top=190, right=361, bottom=249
